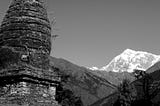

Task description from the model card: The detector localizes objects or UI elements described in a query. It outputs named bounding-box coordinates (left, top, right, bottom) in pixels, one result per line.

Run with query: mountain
left=90, top=70, right=135, bottom=85
left=49, top=57, right=116, bottom=106
left=88, top=49, right=160, bottom=85
left=90, top=49, right=160, bottom=73
left=49, top=49, right=160, bottom=105
left=90, top=61, right=160, bottom=106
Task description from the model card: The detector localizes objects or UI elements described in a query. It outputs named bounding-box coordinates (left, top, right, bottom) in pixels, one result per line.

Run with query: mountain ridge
left=89, top=49, right=160, bottom=73
left=49, top=49, right=160, bottom=105
left=90, top=61, right=160, bottom=106
left=49, top=56, right=116, bottom=106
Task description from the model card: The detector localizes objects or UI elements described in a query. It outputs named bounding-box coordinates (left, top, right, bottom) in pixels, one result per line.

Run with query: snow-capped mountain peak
left=90, top=49, right=160, bottom=73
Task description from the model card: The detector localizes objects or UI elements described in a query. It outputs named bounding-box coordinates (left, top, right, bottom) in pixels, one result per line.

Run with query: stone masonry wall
left=0, top=0, right=60, bottom=105
left=0, top=82, right=59, bottom=106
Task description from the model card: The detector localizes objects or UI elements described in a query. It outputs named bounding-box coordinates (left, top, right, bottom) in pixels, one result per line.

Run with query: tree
left=56, top=88, right=83, bottom=106
left=55, top=68, right=83, bottom=106
left=114, top=79, right=137, bottom=106
left=132, top=69, right=158, bottom=106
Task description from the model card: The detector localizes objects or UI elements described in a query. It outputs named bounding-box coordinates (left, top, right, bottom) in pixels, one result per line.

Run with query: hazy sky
left=1, top=0, right=160, bottom=68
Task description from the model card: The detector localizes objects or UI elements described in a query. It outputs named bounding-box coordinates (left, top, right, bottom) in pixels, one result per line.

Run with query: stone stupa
left=0, top=0, right=60, bottom=105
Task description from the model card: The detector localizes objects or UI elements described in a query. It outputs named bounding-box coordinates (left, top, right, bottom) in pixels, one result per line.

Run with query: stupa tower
left=0, top=0, right=60, bottom=105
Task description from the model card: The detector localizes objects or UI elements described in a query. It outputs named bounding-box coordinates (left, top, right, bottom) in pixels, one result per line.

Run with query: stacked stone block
left=0, top=0, right=60, bottom=105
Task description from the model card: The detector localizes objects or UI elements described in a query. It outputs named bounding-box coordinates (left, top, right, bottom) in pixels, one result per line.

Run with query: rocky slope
left=90, top=61, right=160, bottom=106
left=49, top=49, right=160, bottom=105
left=50, top=57, right=116, bottom=106
left=90, top=70, right=135, bottom=85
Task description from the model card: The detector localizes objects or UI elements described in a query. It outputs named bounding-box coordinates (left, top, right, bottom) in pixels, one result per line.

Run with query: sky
left=1, top=0, right=160, bottom=68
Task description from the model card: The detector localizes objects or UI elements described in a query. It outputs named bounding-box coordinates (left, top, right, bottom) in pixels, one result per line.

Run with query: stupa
left=0, top=0, right=60, bottom=105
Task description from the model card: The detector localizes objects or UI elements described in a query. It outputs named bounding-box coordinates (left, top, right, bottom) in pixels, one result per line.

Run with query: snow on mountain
left=90, top=49, right=160, bottom=73
left=89, top=67, right=99, bottom=70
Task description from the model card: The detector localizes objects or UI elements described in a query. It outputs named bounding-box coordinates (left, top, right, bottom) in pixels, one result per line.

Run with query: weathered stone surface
left=0, top=0, right=52, bottom=72
left=0, top=0, right=51, bottom=52
left=0, top=82, right=59, bottom=106
left=0, top=0, right=60, bottom=105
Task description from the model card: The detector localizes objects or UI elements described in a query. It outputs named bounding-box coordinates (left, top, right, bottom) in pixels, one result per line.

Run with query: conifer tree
left=114, top=79, right=137, bottom=106
left=55, top=68, right=83, bottom=106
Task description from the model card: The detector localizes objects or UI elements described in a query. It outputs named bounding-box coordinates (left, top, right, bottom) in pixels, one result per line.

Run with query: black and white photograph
left=0, top=0, right=160, bottom=106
